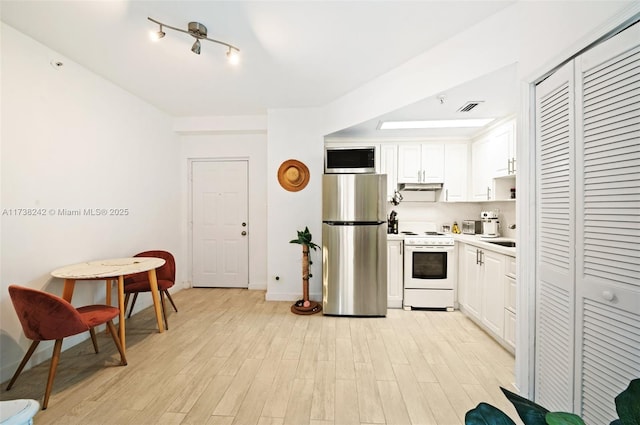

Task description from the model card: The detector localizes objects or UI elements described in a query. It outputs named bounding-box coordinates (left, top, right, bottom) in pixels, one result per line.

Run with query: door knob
left=241, top=231, right=247, bottom=236
left=242, top=222, right=247, bottom=227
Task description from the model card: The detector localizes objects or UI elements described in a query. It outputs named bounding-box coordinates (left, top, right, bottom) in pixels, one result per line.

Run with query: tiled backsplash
left=386, top=200, right=516, bottom=239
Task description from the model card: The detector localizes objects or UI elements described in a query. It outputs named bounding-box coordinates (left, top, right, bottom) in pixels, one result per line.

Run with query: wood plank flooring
left=1, top=288, right=521, bottom=425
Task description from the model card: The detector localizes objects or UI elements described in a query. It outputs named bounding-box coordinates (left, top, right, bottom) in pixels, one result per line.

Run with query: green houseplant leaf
left=500, top=387, right=549, bottom=425
left=615, top=378, right=640, bottom=425
left=465, top=402, right=516, bottom=425
left=545, top=412, right=585, bottom=425
left=289, top=226, right=319, bottom=250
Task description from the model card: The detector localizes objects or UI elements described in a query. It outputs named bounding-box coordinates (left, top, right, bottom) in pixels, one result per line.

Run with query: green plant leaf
left=610, top=420, right=623, bottom=425
left=545, top=412, right=585, bottom=425
left=290, top=226, right=319, bottom=250
left=501, top=387, right=549, bottom=425
left=615, top=379, right=640, bottom=425
left=465, top=402, right=516, bottom=425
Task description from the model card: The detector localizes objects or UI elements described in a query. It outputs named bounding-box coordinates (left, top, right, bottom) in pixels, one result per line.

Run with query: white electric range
left=399, top=222, right=456, bottom=310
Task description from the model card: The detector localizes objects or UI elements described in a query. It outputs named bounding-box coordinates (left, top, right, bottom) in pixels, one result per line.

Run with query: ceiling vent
left=457, top=101, right=484, bottom=113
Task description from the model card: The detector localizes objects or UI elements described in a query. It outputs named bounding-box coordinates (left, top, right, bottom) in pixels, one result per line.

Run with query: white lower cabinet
left=503, top=256, right=516, bottom=352
left=387, top=240, right=403, bottom=308
left=460, top=244, right=482, bottom=319
left=481, top=250, right=505, bottom=338
left=458, top=242, right=514, bottom=352
left=504, top=309, right=516, bottom=351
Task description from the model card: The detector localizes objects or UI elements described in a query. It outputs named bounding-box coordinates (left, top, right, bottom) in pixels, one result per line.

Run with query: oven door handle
left=405, top=245, right=455, bottom=252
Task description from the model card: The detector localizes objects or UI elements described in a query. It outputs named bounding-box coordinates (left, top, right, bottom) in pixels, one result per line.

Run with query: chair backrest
left=130, top=250, right=175, bottom=283
left=8, top=285, right=88, bottom=341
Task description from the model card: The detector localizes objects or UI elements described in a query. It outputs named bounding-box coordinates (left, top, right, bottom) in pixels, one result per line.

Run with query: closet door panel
left=534, top=61, right=576, bottom=412
left=575, top=21, right=640, bottom=424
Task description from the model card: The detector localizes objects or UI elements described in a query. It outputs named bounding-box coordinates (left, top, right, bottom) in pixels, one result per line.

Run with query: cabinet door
left=379, top=145, right=398, bottom=201
left=471, top=138, right=493, bottom=200
left=421, top=143, right=444, bottom=183
left=491, top=123, right=514, bottom=178
left=442, top=143, right=468, bottom=202
left=481, top=250, right=505, bottom=338
left=462, top=244, right=482, bottom=319
left=504, top=309, right=516, bottom=352
left=397, top=145, right=422, bottom=183
left=387, top=240, right=404, bottom=308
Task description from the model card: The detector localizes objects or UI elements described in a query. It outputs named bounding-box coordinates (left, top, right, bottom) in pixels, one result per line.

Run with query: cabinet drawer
left=506, top=256, right=516, bottom=278
left=505, top=275, right=516, bottom=313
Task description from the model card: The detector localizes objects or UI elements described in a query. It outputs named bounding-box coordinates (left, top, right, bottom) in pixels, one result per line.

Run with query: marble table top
left=51, top=257, right=165, bottom=279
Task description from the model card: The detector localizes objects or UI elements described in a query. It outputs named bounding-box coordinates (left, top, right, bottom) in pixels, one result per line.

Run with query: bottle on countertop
left=452, top=221, right=461, bottom=234
left=388, top=210, right=398, bottom=234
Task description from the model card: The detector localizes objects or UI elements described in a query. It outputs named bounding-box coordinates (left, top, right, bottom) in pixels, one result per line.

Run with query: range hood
left=398, top=183, right=443, bottom=191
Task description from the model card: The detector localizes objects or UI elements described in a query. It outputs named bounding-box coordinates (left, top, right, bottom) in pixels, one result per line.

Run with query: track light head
left=150, top=24, right=165, bottom=41
left=227, top=47, right=240, bottom=65
left=191, top=39, right=201, bottom=55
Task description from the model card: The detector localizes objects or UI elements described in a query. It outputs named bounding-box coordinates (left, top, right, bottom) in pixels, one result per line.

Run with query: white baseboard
left=265, top=291, right=322, bottom=302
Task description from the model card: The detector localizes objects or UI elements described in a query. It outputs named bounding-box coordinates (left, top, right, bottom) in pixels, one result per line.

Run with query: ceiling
left=0, top=0, right=516, bottom=122
left=327, top=62, right=519, bottom=139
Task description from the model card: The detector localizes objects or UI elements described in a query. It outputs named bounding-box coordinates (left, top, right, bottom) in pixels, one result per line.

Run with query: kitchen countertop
left=452, top=234, right=516, bottom=256
left=387, top=233, right=516, bottom=257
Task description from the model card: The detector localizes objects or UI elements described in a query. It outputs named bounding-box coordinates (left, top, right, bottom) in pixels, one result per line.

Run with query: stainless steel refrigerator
left=322, top=174, right=387, bottom=316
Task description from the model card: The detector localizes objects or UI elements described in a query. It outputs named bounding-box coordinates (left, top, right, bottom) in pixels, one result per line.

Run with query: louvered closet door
left=534, top=61, right=576, bottom=412
left=574, top=22, right=640, bottom=424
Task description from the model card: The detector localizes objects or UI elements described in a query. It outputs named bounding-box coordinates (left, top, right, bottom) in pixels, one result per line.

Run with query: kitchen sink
left=487, top=241, right=516, bottom=248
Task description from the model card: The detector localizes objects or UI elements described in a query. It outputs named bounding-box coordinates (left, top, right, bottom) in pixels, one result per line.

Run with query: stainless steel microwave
left=324, top=146, right=375, bottom=174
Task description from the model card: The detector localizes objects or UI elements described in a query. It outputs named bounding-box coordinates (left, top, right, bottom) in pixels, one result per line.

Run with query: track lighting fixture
left=148, top=17, right=240, bottom=63
left=150, top=23, right=165, bottom=41
left=191, top=39, right=201, bottom=55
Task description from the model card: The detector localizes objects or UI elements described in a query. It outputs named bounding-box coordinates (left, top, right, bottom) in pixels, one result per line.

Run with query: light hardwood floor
left=1, top=288, right=521, bottom=425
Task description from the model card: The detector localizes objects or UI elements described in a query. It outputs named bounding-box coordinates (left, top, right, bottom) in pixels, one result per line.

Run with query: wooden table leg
left=147, top=269, right=164, bottom=333
left=117, top=275, right=126, bottom=351
left=105, top=279, right=113, bottom=335
left=61, top=279, right=76, bottom=302
left=105, top=279, right=113, bottom=306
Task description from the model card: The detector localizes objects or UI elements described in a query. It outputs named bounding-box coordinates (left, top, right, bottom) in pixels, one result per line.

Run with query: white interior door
left=534, top=60, right=576, bottom=412
left=192, top=160, right=248, bottom=288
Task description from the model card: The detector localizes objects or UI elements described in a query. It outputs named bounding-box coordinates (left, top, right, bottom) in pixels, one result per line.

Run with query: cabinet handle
left=445, top=189, right=449, bottom=202
left=508, top=158, right=512, bottom=174
left=422, top=170, right=426, bottom=182
left=512, top=158, right=516, bottom=174
left=478, top=250, right=484, bottom=266
left=417, top=170, right=421, bottom=182
left=487, top=187, right=491, bottom=200
left=476, top=249, right=480, bottom=265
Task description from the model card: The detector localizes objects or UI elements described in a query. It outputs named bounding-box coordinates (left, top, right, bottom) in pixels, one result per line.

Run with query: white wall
left=266, top=108, right=324, bottom=301
left=0, top=24, right=180, bottom=382
left=176, top=117, right=268, bottom=290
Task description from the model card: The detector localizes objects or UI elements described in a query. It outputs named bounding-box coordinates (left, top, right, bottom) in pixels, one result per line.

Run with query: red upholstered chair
left=124, top=250, right=177, bottom=330
left=6, top=285, right=127, bottom=409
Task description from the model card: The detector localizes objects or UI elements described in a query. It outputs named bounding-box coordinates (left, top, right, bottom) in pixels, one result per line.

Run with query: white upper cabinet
left=378, top=144, right=398, bottom=201
left=492, top=119, right=516, bottom=177
left=471, top=137, right=494, bottom=200
left=441, top=142, right=469, bottom=202
left=471, top=118, right=517, bottom=200
left=397, top=143, right=444, bottom=183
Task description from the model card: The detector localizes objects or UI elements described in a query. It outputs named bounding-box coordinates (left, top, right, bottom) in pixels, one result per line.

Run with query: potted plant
left=289, top=226, right=322, bottom=315
left=466, top=379, right=639, bottom=425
